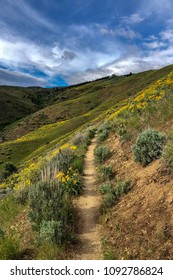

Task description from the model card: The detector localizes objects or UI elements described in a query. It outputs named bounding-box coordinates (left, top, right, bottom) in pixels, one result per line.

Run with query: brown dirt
left=102, top=134, right=173, bottom=259
left=73, top=137, right=102, bottom=260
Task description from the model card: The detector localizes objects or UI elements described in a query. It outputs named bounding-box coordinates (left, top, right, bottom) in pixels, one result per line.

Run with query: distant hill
left=0, top=86, right=51, bottom=129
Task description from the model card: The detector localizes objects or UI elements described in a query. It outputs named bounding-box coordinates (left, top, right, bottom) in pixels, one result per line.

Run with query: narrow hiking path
left=74, top=136, right=102, bottom=260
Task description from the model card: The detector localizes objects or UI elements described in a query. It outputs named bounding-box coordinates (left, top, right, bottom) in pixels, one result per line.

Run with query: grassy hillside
left=0, top=86, right=52, bottom=129
left=1, top=65, right=173, bottom=175
left=3, top=66, right=173, bottom=141
left=1, top=64, right=173, bottom=259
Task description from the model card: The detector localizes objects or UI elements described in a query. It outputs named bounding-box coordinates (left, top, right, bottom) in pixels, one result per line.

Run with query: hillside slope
left=101, top=134, right=173, bottom=259
left=1, top=64, right=173, bottom=260
left=1, top=65, right=173, bottom=176
left=94, top=65, right=173, bottom=259
left=0, top=86, right=54, bottom=129
left=2, top=65, right=173, bottom=141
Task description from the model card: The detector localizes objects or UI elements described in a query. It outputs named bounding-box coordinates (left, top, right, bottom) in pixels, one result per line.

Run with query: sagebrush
left=94, top=145, right=111, bottom=163
left=131, top=129, right=166, bottom=166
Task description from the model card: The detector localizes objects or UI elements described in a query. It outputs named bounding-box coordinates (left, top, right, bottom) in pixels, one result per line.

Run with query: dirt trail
left=75, top=137, right=102, bottom=260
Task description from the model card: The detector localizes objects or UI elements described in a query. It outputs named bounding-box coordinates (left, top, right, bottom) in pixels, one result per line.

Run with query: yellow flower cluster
left=55, top=169, right=79, bottom=185
left=15, top=122, right=64, bottom=143
left=108, top=71, right=173, bottom=120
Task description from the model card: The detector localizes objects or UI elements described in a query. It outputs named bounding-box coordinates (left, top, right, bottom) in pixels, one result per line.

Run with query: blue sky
left=0, top=0, right=173, bottom=87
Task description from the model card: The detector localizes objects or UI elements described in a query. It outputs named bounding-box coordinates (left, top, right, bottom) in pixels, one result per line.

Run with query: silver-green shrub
left=94, top=145, right=111, bottom=163
left=29, top=181, right=74, bottom=244
left=132, top=129, right=166, bottom=166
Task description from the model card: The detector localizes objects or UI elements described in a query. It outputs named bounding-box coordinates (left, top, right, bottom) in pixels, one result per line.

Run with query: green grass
left=1, top=64, right=173, bottom=176
left=101, top=237, right=120, bottom=260
left=0, top=235, right=21, bottom=260
left=0, top=113, right=98, bottom=172
left=0, top=86, right=51, bottom=129
left=3, top=65, right=173, bottom=141
left=0, top=193, right=24, bottom=230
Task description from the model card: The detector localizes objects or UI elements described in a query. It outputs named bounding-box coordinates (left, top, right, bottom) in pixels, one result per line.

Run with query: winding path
left=75, top=137, right=102, bottom=260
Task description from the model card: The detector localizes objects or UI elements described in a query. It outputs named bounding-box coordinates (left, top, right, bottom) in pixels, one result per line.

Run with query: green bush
left=72, top=128, right=96, bottom=146
left=88, top=128, right=96, bottom=139
left=72, top=132, right=88, bottom=146
left=114, top=177, right=131, bottom=198
left=102, top=192, right=115, bottom=208
left=99, top=165, right=113, bottom=180
left=163, top=140, right=173, bottom=167
left=59, top=169, right=83, bottom=196
left=118, top=127, right=132, bottom=141
left=98, top=130, right=109, bottom=143
left=39, top=220, right=63, bottom=245
left=99, top=182, right=113, bottom=195
left=71, top=157, right=84, bottom=174
left=97, top=122, right=112, bottom=143
left=29, top=181, right=74, bottom=244
left=132, top=129, right=166, bottom=166
left=98, top=122, right=112, bottom=134
left=1, top=162, right=17, bottom=179
left=100, top=177, right=131, bottom=211
left=94, top=145, right=111, bottom=163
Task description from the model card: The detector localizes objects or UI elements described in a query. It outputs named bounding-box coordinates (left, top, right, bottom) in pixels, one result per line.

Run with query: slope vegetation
left=1, top=64, right=173, bottom=175
left=94, top=65, right=173, bottom=259
left=1, top=64, right=173, bottom=260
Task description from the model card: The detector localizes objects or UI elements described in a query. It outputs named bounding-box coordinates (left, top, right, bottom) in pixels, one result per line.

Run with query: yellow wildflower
left=14, top=184, right=21, bottom=190
left=65, top=175, right=70, bottom=181
left=70, top=145, right=77, bottom=150
left=62, top=177, right=66, bottom=183
left=56, top=171, right=64, bottom=180
left=61, top=143, right=69, bottom=150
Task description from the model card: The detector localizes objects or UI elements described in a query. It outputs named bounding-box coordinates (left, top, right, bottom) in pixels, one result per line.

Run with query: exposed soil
left=73, top=137, right=102, bottom=260
left=103, top=134, right=173, bottom=259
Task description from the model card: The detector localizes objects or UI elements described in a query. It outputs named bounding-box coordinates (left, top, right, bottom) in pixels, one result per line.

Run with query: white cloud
left=99, top=26, right=140, bottom=39
left=146, top=35, right=158, bottom=41
left=121, top=13, right=144, bottom=25
left=143, top=41, right=166, bottom=49
left=6, top=0, right=56, bottom=30
left=0, top=69, right=47, bottom=86
left=0, top=33, right=118, bottom=85
left=65, top=40, right=173, bottom=85
left=160, top=29, right=173, bottom=42
left=0, top=38, right=58, bottom=74
left=1, top=10, right=173, bottom=88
